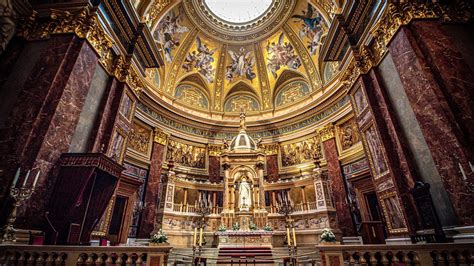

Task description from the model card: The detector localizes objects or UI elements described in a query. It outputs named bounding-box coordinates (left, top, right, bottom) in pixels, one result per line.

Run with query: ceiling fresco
left=148, top=1, right=337, bottom=113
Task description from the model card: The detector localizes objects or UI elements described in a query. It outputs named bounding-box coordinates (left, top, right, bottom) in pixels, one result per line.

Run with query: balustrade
left=0, top=245, right=172, bottom=266
left=318, top=243, right=472, bottom=266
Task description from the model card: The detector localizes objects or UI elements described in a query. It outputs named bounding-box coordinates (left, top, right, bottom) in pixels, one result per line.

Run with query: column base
left=342, top=236, right=363, bottom=245
left=385, top=237, right=412, bottom=245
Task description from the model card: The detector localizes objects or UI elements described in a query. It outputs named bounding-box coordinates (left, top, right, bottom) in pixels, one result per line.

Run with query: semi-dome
left=228, top=113, right=258, bottom=151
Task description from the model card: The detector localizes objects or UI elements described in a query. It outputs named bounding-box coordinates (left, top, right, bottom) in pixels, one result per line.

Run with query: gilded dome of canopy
left=228, top=113, right=258, bottom=152
left=143, top=0, right=339, bottom=119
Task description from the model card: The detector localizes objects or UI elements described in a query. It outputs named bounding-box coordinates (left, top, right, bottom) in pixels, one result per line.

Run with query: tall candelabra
left=277, top=199, right=297, bottom=265
left=1, top=168, right=40, bottom=243
left=192, top=199, right=211, bottom=264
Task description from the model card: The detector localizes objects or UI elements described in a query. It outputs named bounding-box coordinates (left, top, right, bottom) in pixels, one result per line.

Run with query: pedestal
left=216, top=230, right=273, bottom=248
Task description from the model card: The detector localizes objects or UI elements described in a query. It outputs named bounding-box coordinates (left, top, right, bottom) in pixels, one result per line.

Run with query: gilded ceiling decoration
left=147, top=0, right=336, bottom=114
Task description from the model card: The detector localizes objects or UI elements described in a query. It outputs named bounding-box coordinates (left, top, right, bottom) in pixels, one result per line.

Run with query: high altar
left=217, top=113, right=271, bottom=247
left=157, top=113, right=339, bottom=247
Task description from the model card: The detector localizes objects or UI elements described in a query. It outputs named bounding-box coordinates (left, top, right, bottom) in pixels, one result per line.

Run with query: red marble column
left=320, top=130, right=355, bottom=236
left=389, top=24, right=474, bottom=225
left=361, top=71, right=421, bottom=232
left=137, top=137, right=166, bottom=238
left=0, top=35, right=99, bottom=228
left=208, top=156, right=221, bottom=183
left=266, top=154, right=279, bottom=182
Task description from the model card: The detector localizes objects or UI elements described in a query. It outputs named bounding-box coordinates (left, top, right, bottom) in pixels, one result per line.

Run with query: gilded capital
left=208, top=144, right=224, bottom=156
left=264, top=143, right=279, bottom=155
left=154, top=128, right=168, bottom=145
left=318, top=124, right=335, bottom=142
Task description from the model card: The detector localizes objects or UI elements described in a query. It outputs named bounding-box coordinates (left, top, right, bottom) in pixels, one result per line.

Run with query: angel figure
left=226, top=47, right=256, bottom=82
left=292, top=3, right=324, bottom=55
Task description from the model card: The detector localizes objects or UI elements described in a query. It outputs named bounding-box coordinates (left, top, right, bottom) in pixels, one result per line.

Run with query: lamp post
left=193, top=198, right=211, bottom=265
left=276, top=195, right=297, bottom=265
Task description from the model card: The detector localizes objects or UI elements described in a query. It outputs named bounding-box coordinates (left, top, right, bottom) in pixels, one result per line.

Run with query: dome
left=228, top=113, right=258, bottom=151
left=145, top=0, right=338, bottom=120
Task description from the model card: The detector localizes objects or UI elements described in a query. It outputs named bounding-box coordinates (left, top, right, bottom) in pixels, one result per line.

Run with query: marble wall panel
left=389, top=26, right=474, bottom=226
left=208, top=156, right=221, bottom=183
left=266, top=154, right=279, bottom=182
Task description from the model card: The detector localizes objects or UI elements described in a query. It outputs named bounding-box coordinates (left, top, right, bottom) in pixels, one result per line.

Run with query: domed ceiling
left=144, top=0, right=340, bottom=115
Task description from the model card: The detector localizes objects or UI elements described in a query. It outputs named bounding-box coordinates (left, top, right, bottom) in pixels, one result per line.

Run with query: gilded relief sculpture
left=281, top=137, right=322, bottom=167
left=166, top=140, right=206, bottom=168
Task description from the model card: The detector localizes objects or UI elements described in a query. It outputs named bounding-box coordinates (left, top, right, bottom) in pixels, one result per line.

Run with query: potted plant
left=218, top=224, right=227, bottom=232
left=249, top=222, right=257, bottom=231
left=263, top=224, right=273, bottom=232
left=319, top=228, right=338, bottom=245
left=150, top=229, right=168, bottom=246
left=232, top=222, right=240, bottom=231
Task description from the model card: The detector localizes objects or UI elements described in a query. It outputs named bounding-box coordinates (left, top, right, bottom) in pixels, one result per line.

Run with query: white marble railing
left=0, top=244, right=172, bottom=266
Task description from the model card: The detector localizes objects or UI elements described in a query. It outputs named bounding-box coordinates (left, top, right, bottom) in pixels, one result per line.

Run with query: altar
left=216, top=230, right=273, bottom=247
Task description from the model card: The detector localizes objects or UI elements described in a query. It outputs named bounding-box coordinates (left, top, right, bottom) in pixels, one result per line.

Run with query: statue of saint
left=238, top=176, right=251, bottom=211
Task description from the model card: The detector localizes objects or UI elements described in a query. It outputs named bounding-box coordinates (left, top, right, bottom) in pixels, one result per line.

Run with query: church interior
left=0, top=0, right=473, bottom=265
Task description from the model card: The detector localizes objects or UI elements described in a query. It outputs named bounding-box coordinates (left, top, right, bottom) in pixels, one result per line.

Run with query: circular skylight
left=204, top=0, right=273, bottom=24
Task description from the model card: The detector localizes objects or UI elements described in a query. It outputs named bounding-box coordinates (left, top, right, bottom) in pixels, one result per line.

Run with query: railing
left=170, top=203, right=222, bottom=214
left=0, top=244, right=172, bottom=266
left=266, top=202, right=318, bottom=214
left=318, top=243, right=473, bottom=266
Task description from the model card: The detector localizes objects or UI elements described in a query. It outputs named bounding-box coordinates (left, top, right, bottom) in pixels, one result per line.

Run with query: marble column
left=0, top=35, right=99, bottom=228
left=223, top=163, right=230, bottom=210
left=388, top=22, right=474, bottom=226
left=319, top=124, right=355, bottom=236
left=256, top=160, right=266, bottom=209
left=301, top=187, right=307, bottom=211
left=137, top=129, right=167, bottom=238
left=350, top=73, right=419, bottom=237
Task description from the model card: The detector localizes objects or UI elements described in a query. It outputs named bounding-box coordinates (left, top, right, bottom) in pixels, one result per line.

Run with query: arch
left=273, top=78, right=311, bottom=108
left=273, top=69, right=306, bottom=91
left=179, top=73, right=210, bottom=95
left=175, top=74, right=211, bottom=110
left=229, top=165, right=258, bottom=183
left=225, top=81, right=259, bottom=100
left=224, top=93, right=261, bottom=113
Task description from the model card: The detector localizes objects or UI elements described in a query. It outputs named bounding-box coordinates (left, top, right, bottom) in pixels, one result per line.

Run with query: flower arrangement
left=150, top=229, right=168, bottom=244
left=218, top=224, right=227, bottom=232
left=263, top=224, right=273, bottom=231
left=232, top=222, right=240, bottom=231
left=249, top=222, right=257, bottom=231
left=320, top=228, right=336, bottom=243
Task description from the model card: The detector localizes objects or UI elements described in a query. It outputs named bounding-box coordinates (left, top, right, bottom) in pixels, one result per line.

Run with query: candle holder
left=277, top=200, right=297, bottom=264
left=1, top=168, right=40, bottom=243
left=193, top=200, right=211, bottom=262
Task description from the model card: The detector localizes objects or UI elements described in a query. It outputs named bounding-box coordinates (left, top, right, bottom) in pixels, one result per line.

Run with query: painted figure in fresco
left=226, top=47, right=256, bottom=82
left=266, top=33, right=302, bottom=78
left=154, top=10, right=189, bottom=62
left=292, top=3, right=324, bottom=55
left=182, top=37, right=217, bottom=83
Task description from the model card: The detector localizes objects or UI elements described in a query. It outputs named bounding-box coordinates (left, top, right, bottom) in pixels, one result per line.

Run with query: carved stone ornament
left=153, top=128, right=168, bottom=145
left=318, top=124, right=335, bottom=142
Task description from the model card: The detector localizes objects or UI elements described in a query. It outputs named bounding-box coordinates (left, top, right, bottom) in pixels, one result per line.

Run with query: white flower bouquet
left=320, top=228, right=336, bottom=243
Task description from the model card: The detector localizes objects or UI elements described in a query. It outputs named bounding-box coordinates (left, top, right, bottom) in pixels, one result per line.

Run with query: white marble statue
left=238, top=177, right=251, bottom=211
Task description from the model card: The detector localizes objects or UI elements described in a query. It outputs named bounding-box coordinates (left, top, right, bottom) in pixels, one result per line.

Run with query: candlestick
left=12, top=168, right=20, bottom=187
left=292, top=227, right=297, bottom=247
left=32, top=171, right=40, bottom=188
left=2, top=169, right=36, bottom=243
left=22, top=170, right=30, bottom=187
left=199, top=227, right=203, bottom=246
left=193, top=227, right=197, bottom=246
left=286, top=227, right=291, bottom=246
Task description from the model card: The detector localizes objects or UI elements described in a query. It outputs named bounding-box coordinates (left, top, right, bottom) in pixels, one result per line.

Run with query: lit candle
left=199, top=227, right=203, bottom=246
left=286, top=227, right=291, bottom=246
left=12, top=168, right=21, bottom=187
left=292, top=227, right=297, bottom=247
left=193, top=227, right=197, bottom=246
left=22, top=170, right=31, bottom=187
left=32, top=171, right=40, bottom=188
